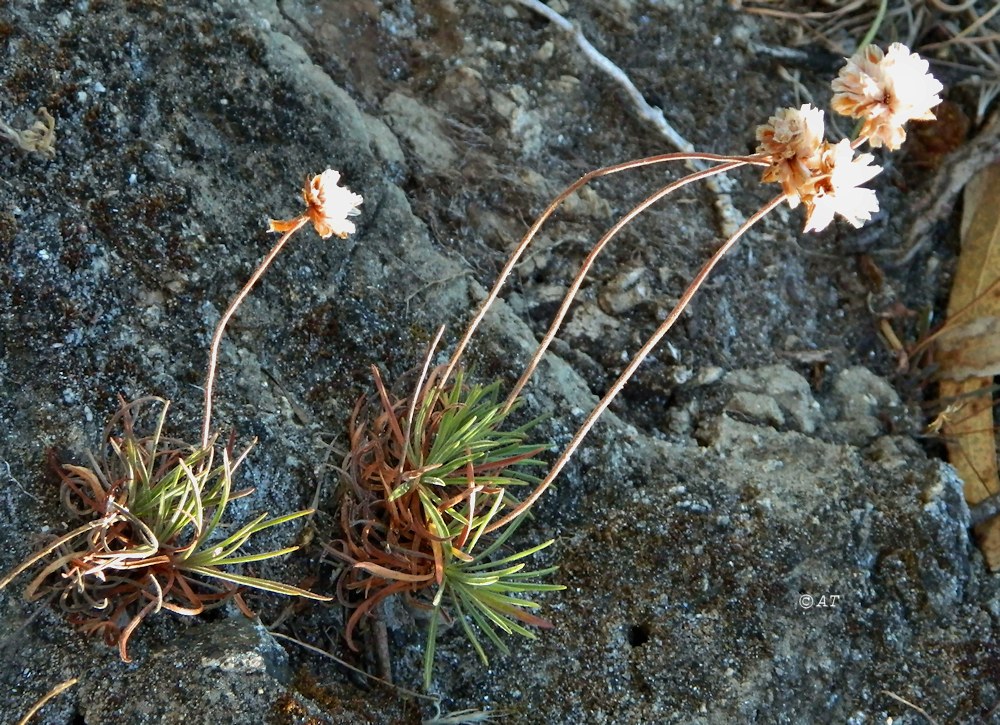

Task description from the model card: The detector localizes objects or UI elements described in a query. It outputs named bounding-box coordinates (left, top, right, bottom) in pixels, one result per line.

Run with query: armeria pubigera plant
left=0, top=169, right=364, bottom=658
left=0, top=397, right=321, bottom=660
left=327, top=43, right=943, bottom=688
left=326, top=345, right=559, bottom=688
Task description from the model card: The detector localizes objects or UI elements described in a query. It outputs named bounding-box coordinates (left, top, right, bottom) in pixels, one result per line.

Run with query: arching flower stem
left=201, top=216, right=309, bottom=448
left=437, top=151, right=770, bottom=393
left=485, top=193, right=788, bottom=535
left=201, top=169, right=364, bottom=449
left=502, top=159, right=752, bottom=412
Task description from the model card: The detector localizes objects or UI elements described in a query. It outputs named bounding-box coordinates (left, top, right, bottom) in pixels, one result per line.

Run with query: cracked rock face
left=1, top=1, right=997, bottom=723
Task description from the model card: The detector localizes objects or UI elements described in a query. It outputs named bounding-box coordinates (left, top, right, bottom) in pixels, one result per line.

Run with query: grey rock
left=725, top=365, right=823, bottom=433
left=725, top=390, right=785, bottom=428
left=79, top=618, right=291, bottom=724
left=830, top=366, right=904, bottom=444
left=0, top=1, right=994, bottom=724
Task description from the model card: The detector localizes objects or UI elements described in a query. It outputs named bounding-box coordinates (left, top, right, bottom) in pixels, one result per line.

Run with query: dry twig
left=16, top=677, right=78, bottom=725
left=880, top=689, right=941, bottom=725
left=894, top=108, right=1000, bottom=266
left=513, top=0, right=745, bottom=236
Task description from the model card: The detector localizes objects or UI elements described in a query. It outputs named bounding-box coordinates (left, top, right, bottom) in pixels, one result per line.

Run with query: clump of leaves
left=1, top=170, right=359, bottom=661
left=328, top=361, right=563, bottom=688
left=0, top=396, right=326, bottom=661
left=422, top=515, right=562, bottom=690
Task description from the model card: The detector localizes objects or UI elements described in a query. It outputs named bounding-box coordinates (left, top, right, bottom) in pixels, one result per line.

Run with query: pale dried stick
left=17, top=677, right=78, bottom=725
left=513, top=0, right=745, bottom=236
left=515, top=0, right=691, bottom=153
left=486, top=194, right=787, bottom=534
left=894, top=108, right=1000, bottom=267
left=742, top=0, right=867, bottom=22
left=269, top=630, right=436, bottom=702
left=933, top=1, right=999, bottom=44
left=927, top=0, right=979, bottom=14
left=502, top=158, right=765, bottom=411
left=880, top=689, right=941, bottom=725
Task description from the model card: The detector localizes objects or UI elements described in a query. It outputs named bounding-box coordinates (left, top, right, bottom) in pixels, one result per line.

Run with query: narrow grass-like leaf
left=462, top=538, right=556, bottom=572
left=209, top=546, right=301, bottom=565
left=451, top=588, right=489, bottom=664
left=387, top=479, right=414, bottom=502
left=423, top=600, right=442, bottom=691
left=459, top=590, right=512, bottom=652
left=184, top=566, right=330, bottom=600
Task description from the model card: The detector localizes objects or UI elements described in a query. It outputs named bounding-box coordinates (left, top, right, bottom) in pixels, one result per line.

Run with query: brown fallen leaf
left=936, top=314, right=1000, bottom=379
left=975, top=516, right=1000, bottom=572
left=936, top=162, right=1000, bottom=569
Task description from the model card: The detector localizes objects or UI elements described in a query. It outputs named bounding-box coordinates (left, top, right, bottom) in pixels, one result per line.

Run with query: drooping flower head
left=756, top=105, right=882, bottom=232
left=269, top=168, right=364, bottom=239
left=800, top=139, right=881, bottom=232
left=301, top=169, right=364, bottom=239
left=757, top=104, right=826, bottom=201
left=831, top=43, right=944, bottom=150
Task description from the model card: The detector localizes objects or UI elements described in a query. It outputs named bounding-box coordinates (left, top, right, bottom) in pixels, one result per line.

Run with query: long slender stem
left=399, top=324, right=446, bottom=479
left=484, top=194, right=787, bottom=534
left=201, top=216, right=309, bottom=449
left=438, top=151, right=769, bottom=391
left=502, top=160, right=748, bottom=411
left=858, top=0, right=889, bottom=50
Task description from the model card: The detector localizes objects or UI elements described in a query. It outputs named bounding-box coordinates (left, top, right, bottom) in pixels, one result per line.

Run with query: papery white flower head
left=268, top=169, right=364, bottom=239
left=801, top=140, right=882, bottom=232
left=831, top=43, right=943, bottom=150
left=302, top=169, right=364, bottom=239
left=756, top=103, right=825, bottom=163
left=755, top=102, right=883, bottom=232
left=757, top=104, right=827, bottom=202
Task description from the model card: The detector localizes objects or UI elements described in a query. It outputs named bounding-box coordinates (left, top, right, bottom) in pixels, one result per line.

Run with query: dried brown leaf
left=937, top=164, right=1000, bottom=570
left=936, top=314, right=1000, bottom=379
left=974, top=515, right=1000, bottom=573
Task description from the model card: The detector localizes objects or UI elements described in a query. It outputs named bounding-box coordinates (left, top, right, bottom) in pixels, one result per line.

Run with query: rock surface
left=0, top=1, right=996, bottom=723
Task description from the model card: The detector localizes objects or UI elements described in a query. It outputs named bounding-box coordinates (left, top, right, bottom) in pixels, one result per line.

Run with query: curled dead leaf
left=935, top=162, right=1000, bottom=568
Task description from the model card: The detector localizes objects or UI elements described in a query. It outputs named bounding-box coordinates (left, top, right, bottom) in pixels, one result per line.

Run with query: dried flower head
left=799, top=139, right=882, bottom=232
left=757, top=104, right=826, bottom=201
left=269, top=168, right=363, bottom=238
left=756, top=103, right=825, bottom=163
left=831, top=43, right=944, bottom=151
left=756, top=104, right=882, bottom=232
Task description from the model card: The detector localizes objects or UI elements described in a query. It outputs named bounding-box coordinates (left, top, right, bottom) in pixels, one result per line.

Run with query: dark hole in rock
left=627, top=623, right=651, bottom=647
